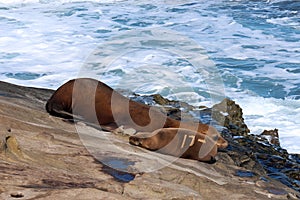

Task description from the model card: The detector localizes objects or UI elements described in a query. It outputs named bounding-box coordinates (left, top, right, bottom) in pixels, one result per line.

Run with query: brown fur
left=129, top=128, right=218, bottom=163
left=46, top=78, right=228, bottom=148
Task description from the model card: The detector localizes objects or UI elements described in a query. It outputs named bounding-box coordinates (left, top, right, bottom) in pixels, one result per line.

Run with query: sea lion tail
left=45, top=99, right=73, bottom=119
left=45, top=100, right=51, bottom=113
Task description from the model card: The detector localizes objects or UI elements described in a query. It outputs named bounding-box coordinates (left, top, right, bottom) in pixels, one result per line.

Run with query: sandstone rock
left=0, top=81, right=299, bottom=199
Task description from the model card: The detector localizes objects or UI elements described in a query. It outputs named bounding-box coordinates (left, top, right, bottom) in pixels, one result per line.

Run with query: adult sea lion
left=129, top=128, right=218, bottom=163
left=46, top=78, right=228, bottom=148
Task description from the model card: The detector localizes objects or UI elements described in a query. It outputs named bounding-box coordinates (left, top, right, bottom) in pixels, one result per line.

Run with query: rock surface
left=0, top=81, right=299, bottom=200
left=139, top=94, right=300, bottom=193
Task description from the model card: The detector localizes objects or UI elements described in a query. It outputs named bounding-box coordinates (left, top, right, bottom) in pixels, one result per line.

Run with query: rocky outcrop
left=260, top=129, right=280, bottom=146
left=211, top=98, right=250, bottom=136
left=0, top=81, right=299, bottom=199
left=126, top=92, right=300, bottom=194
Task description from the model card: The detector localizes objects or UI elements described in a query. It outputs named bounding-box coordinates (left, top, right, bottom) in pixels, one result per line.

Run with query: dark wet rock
left=260, top=129, right=280, bottom=146
left=128, top=92, right=198, bottom=122
left=225, top=131, right=299, bottom=192
left=188, top=98, right=300, bottom=193
left=290, top=154, right=300, bottom=165
left=126, top=93, right=300, bottom=193
left=152, top=94, right=171, bottom=105
left=142, top=95, right=300, bottom=193
left=211, top=98, right=250, bottom=136
left=235, top=170, right=256, bottom=178
left=151, top=94, right=194, bottom=111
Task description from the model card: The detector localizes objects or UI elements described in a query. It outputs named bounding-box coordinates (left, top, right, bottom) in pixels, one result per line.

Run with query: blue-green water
left=0, top=0, right=299, bottom=153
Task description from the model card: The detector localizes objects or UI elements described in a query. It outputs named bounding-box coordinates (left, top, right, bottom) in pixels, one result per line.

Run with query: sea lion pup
left=46, top=78, right=228, bottom=148
left=129, top=128, right=218, bottom=163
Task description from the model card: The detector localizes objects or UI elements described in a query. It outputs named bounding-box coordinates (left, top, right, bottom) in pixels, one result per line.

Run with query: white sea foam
left=267, top=17, right=300, bottom=30
left=232, top=96, right=300, bottom=153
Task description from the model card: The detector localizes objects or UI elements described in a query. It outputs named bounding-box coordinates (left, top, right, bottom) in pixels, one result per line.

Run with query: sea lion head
left=206, top=126, right=228, bottom=149
left=197, top=136, right=218, bottom=164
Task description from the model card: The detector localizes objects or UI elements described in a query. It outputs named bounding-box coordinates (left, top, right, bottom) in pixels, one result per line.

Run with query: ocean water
left=0, top=0, right=299, bottom=153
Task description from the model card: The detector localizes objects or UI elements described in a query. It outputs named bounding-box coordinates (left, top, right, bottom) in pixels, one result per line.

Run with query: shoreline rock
left=0, top=81, right=299, bottom=199
left=126, top=90, right=300, bottom=194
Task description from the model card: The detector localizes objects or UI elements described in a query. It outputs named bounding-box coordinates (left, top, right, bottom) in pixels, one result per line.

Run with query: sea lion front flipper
left=201, top=156, right=216, bottom=164
left=99, top=123, right=119, bottom=132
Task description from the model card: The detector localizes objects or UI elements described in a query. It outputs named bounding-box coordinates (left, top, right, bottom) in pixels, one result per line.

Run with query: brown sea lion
left=46, top=78, right=228, bottom=148
left=129, top=128, right=218, bottom=163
